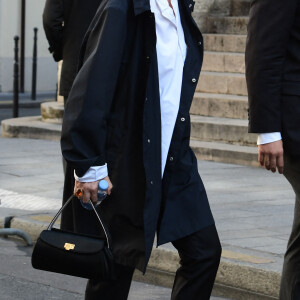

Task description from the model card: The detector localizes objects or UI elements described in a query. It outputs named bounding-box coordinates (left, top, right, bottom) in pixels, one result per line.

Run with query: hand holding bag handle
left=32, top=195, right=115, bottom=280
left=48, top=194, right=112, bottom=249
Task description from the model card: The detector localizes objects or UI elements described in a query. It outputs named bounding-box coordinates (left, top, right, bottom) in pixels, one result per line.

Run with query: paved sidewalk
left=0, top=135, right=294, bottom=299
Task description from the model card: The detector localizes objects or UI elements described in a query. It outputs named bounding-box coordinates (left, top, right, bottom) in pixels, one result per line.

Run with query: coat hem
left=113, top=254, right=145, bottom=273
left=157, top=220, right=215, bottom=247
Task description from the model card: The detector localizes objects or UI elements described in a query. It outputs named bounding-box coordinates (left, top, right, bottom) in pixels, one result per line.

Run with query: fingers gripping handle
left=47, top=195, right=111, bottom=249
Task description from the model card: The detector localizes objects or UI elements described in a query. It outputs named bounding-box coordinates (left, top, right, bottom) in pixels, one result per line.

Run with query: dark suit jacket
left=246, top=0, right=300, bottom=157
left=43, top=0, right=102, bottom=97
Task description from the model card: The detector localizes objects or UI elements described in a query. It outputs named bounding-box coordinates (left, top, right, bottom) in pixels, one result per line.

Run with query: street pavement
left=0, top=119, right=295, bottom=298
left=0, top=122, right=229, bottom=298
left=0, top=237, right=225, bottom=299
left=0, top=237, right=172, bottom=300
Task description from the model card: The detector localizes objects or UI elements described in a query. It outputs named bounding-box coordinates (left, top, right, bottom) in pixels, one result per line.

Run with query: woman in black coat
left=61, top=0, right=221, bottom=299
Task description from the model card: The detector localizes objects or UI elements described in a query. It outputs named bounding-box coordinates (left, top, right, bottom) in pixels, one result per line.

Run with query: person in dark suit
left=43, top=0, right=102, bottom=173
left=43, top=0, right=102, bottom=104
left=246, top=1, right=300, bottom=299
left=60, top=0, right=222, bottom=299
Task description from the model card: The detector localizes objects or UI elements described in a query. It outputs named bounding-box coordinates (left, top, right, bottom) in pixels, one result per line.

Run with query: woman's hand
left=74, top=176, right=113, bottom=204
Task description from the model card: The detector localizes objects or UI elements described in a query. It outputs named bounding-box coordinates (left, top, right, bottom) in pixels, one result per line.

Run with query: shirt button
left=170, top=157, right=174, bottom=161
left=147, top=139, right=151, bottom=143
left=198, top=41, right=202, bottom=46
left=181, top=117, right=185, bottom=122
left=150, top=181, right=154, bottom=185
left=192, top=78, right=196, bottom=83
left=189, top=4, right=193, bottom=8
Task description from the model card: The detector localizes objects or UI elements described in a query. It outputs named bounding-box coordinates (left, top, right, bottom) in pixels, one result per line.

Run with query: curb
left=0, top=215, right=280, bottom=299
left=0, top=98, right=55, bottom=109
left=1, top=116, right=61, bottom=141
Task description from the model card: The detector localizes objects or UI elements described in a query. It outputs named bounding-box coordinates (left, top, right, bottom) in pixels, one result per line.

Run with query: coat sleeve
left=61, top=5, right=127, bottom=177
left=43, top=0, right=64, bottom=62
left=245, top=0, right=297, bottom=133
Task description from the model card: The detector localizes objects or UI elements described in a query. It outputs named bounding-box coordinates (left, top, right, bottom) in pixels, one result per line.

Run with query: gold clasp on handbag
left=64, top=243, right=75, bottom=251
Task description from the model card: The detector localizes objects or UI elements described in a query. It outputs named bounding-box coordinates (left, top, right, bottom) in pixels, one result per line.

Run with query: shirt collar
left=133, top=0, right=151, bottom=15
left=132, top=0, right=194, bottom=16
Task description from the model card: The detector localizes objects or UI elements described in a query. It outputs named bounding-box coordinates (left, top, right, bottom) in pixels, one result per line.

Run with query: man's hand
left=258, top=140, right=284, bottom=174
left=74, top=176, right=113, bottom=204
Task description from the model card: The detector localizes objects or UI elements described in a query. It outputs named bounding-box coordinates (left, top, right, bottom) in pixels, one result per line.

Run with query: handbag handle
left=47, top=195, right=111, bottom=249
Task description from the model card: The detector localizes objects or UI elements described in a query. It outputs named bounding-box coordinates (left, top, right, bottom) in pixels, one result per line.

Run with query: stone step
left=190, top=115, right=256, bottom=146
left=205, top=16, right=249, bottom=35
left=203, top=34, right=246, bottom=53
left=1, top=116, right=61, bottom=141
left=207, top=0, right=232, bottom=17
left=190, top=139, right=258, bottom=167
left=41, top=101, right=64, bottom=124
left=197, top=71, right=247, bottom=96
left=231, top=0, right=250, bottom=16
left=1, top=115, right=258, bottom=166
left=202, top=51, right=245, bottom=73
left=205, top=0, right=250, bottom=17
left=40, top=93, right=249, bottom=122
left=191, top=93, right=248, bottom=119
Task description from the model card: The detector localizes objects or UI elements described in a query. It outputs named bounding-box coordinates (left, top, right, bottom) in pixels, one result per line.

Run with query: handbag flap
left=39, top=230, right=106, bottom=254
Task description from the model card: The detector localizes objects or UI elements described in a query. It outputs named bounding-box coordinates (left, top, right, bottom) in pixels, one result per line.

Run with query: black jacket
left=246, top=0, right=300, bottom=157
left=61, top=0, right=214, bottom=272
left=43, top=0, right=102, bottom=97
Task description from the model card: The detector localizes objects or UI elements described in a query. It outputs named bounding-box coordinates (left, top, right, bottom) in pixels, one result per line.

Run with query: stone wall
left=194, top=0, right=250, bottom=31
left=0, top=0, right=249, bottom=94
left=193, top=0, right=229, bottom=31
left=0, top=0, right=57, bottom=93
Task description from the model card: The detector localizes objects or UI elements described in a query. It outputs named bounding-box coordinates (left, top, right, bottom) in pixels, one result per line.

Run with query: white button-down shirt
left=151, top=0, right=186, bottom=175
left=76, top=0, right=186, bottom=181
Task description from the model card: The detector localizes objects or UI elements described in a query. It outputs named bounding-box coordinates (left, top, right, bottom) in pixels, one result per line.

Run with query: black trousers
left=280, top=155, right=300, bottom=300
left=85, top=224, right=221, bottom=300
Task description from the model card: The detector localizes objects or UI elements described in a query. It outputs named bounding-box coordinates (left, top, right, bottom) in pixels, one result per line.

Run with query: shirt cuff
left=257, top=132, right=282, bottom=145
left=74, top=164, right=108, bottom=182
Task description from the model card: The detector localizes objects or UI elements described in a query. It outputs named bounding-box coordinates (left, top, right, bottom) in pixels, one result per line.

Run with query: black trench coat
left=61, top=0, right=214, bottom=272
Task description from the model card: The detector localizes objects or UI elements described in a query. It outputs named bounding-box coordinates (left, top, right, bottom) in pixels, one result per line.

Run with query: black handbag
left=31, top=195, right=115, bottom=280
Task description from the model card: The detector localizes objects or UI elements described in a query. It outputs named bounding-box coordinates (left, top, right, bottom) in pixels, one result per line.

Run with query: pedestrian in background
left=43, top=0, right=102, bottom=105
left=246, top=1, right=300, bottom=299
left=43, top=0, right=102, bottom=173
left=61, top=0, right=222, bottom=299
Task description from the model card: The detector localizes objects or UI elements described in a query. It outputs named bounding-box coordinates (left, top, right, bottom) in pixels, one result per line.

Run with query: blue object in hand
left=80, top=180, right=109, bottom=210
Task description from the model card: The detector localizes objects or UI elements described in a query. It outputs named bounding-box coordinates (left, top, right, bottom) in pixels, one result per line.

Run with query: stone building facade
left=0, top=0, right=245, bottom=93
left=0, top=0, right=58, bottom=93
left=2, top=0, right=255, bottom=168
left=0, top=0, right=249, bottom=94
